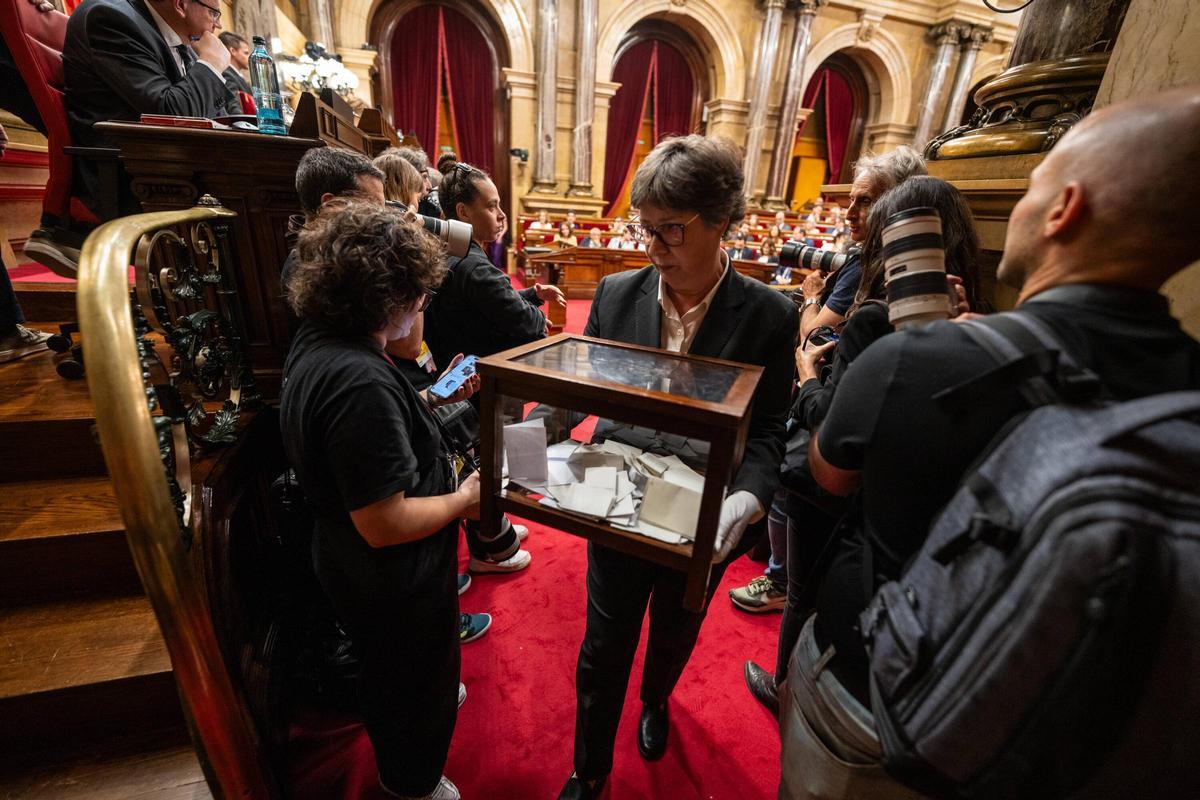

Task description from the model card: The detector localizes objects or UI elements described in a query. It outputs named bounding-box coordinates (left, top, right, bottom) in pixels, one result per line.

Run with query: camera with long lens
left=386, top=200, right=472, bottom=258
left=881, top=207, right=955, bottom=329
left=778, top=241, right=850, bottom=274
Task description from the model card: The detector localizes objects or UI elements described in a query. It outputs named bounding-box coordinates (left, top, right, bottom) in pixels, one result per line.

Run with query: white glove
left=712, top=491, right=764, bottom=563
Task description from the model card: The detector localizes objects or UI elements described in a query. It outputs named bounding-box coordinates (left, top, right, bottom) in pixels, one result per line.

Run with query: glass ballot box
left=477, top=333, right=763, bottom=611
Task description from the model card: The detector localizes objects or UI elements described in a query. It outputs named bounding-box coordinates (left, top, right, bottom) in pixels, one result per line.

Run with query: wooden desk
left=96, top=121, right=325, bottom=399
left=527, top=246, right=651, bottom=300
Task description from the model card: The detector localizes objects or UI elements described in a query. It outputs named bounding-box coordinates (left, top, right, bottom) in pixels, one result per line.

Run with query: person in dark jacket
left=424, top=162, right=565, bottom=370
left=217, top=31, right=253, bottom=115
left=63, top=0, right=230, bottom=212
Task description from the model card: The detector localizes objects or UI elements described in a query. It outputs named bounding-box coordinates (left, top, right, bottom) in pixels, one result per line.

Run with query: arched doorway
left=788, top=52, right=869, bottom=207
left=602, top=21, right=709, bottom=217
left=370, top=1, right=511, bottom=211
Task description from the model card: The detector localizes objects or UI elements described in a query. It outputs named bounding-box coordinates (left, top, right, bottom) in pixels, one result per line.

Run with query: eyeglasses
left=190, top=0, right=221, bottom=21
left=417, top=291, right=436, bottom=313
left=628, top=213, right=700, bottom=247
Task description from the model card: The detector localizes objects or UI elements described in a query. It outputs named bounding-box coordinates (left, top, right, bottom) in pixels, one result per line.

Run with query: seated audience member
left=615, top=228, right=641, bottom=250
left=552, top=220, right=578, bottom=249
left=217, top=31, right=252, bottom=114
left=424, top=162, right=564, bottom=573
left=726, top=232, right=756, bottom=261
left=606, top=229, right=624, bottom=249
left=546, top=134, right=797, bottom=800
left=280, top=201, right=479, bottom=800
left=579, top=227, right=603, bottom=248
left=779, top=87, right=1200, bottom=800
left=565, top=209, right=578, bottom=233
left=64, top=0, right=230, bottom=212
left=759, top=226, right=781, bottom=264
left=529, top=209, right=553, bottom=231
left=802, top=224, right=820, bottom=247
left=608, top=216, right=626, bottom=236
left=744, top=175, right=980, bottom=702
left=798, top=146, right=926, bottom=340
left=804, top=202, right=824, bottom=226
left=774, top=210, right=792, bottom=232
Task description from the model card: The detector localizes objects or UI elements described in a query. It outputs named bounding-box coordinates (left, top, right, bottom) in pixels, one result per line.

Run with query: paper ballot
left=584, top=466, right=618, bottom=490
left=639, top=475, right=702, bottom=538
left=555, top=483, right=615, bottom=518
left=503, top=418, right=548, bottom=485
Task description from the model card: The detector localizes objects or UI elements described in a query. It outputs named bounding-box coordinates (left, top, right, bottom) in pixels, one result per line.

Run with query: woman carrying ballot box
left=554, top=135, right=798, bottom=800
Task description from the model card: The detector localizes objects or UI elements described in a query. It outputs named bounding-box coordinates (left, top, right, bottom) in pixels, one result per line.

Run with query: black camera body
left=778, top=241, right=850, bottom=273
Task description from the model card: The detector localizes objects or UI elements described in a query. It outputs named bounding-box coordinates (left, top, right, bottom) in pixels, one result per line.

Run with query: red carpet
left=287, top=278, right=783, bottom=799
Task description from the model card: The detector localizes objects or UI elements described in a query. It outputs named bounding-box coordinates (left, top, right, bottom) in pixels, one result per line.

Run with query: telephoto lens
left=386, top=201, right=473, bottom=258
left=778, top=241, right=849, bottom=274
left=881, top=207, right=954, bottom=329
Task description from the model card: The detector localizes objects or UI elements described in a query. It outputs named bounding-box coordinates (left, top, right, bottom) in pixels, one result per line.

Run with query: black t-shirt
left=793, top=301, right=893, bottom=431
left=814, top=284, right=1200, bottom=701
left=280, top=320, right=458, bottom=598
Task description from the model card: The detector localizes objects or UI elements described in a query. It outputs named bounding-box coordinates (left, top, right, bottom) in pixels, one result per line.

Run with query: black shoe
left=637, top=702, right=669, bottom=761
left=557, top=772, right=607, bottom=800
left=744, top=660, right=780, bottom=718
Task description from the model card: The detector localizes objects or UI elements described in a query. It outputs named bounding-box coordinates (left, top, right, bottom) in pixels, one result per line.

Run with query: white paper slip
left=613, top=518, right=685, bottom=545
left=615, top=473, right=636, bottom=499
left=547, top=460, right=576, bottom=487
left=608, top=493, right=636, bottom=519
left=639, top=475, right=701, bottom=538
left=547, top=439, right=583, bottom=461
left=662, top=463, right=705, bottom=494
left=636, top=453, right=669, bottom=477
left=599, top=439, right=644, bottom=465
left=584, top=466, right=618, bottom=491
left=504, top=418, right=548, bottom=485
left=556, top=483, right=615, bottom=518
left=567, top=447, right=625, bottom=479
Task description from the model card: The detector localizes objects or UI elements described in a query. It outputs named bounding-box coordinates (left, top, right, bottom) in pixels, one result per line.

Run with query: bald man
left=779, top=86, right=1200, bottom=799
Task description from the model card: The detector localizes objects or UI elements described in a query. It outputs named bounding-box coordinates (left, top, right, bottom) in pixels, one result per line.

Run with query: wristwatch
left=803, top=297, right=820, bottom=309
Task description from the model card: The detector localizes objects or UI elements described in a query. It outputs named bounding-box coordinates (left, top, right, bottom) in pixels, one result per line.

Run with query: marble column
left=912, top=21, right=967, bottom=151
left=308, top=0, right=336, bottom=52
left=941, top=26, right=993, bottom=133
left=568, top=0, right=598, bottom=196
left=764, top=0, right=826, bottom=209
left=742, top=0, right=787, bottom=201
left=531, top=0, right=559, bottom=193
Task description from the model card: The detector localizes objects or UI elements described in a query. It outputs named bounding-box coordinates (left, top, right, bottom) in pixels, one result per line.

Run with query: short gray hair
left=630, top=135, right=746, bottom=228
left=852, top=145, right=927, bottom=192
left=388, top=146, right=430, bottom=174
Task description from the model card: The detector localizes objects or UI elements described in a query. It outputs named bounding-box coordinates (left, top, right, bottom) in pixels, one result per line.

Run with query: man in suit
left=63, top=0, right=230, bottom=212
left=553, top=135, right=798, bottom=800
left=218, top=30, right=253, bottom=115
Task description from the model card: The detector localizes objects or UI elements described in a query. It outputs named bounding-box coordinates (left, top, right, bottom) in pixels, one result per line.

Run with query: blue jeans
left=1, top=262, right=24, bottom=335
left=764, top=493, right=790, bottom=587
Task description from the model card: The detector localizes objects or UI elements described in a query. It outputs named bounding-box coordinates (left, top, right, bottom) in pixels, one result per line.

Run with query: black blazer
left=63, top=0, right=228, bottom=148
left=582, top=266, right=798, bottom=510
left=221, top=66, right=252, bottom=115
left=423, top=242, right=546, bottom=369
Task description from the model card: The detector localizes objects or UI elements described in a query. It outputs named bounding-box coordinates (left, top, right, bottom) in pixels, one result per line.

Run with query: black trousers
left=573, top=525, right=762, bottom=779
left=314, top=525, right=460, bottom=796
left=774, top=493, right=840, bottom=682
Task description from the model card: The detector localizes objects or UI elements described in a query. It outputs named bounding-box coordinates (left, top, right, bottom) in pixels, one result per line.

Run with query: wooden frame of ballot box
left=478, top=333, right=763, bottom=611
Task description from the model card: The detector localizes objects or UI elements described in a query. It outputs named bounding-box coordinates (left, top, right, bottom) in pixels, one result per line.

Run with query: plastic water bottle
left=248, top=36, right=286, bottom=135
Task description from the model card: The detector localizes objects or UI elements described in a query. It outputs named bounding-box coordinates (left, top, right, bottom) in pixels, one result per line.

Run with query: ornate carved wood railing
left=77, top=197, right=277, bottom=799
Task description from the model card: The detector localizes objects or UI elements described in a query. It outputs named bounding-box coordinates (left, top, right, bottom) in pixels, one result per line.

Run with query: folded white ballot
left=583, top=465, right=618, bottom=491
left=638, top=474, right=702, bottom=538
left=504, top=418, right=548, bottom=485
left=555, top=483, right=616, bottom=518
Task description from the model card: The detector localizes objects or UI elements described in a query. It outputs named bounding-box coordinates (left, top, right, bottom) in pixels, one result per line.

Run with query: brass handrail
left=77, top=203, right=271, bottom=799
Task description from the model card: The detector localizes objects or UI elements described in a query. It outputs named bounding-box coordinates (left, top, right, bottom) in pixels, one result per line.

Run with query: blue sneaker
left=457, top=573, right=471, bottom=596
left=459, top=612, right=492, bottom=644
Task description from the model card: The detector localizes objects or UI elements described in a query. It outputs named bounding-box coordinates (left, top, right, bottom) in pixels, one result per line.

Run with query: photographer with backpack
left=781, top=86, right=1200, bottom=799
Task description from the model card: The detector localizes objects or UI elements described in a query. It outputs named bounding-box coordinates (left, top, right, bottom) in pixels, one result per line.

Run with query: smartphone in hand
left=428, top=355, right=478, bottom=401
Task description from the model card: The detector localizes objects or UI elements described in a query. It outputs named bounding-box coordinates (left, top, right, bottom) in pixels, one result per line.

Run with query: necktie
left=174, top=43, right=195, bottom=74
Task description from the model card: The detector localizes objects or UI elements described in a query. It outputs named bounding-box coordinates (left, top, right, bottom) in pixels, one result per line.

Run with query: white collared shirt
left=144, top=3, right=223, bottom=80
left=657, top=252, right=729, bottom=353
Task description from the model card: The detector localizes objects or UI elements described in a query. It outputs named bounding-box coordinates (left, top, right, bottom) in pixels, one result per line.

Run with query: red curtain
left=602, top=40, right=656, bottom=215
left=441, top=6, right=495, bottom=173
left=823, top=69, right=853, bottom=183
left=391, top=5, right=442, bottom=162
left=653, top=40, right=693, bottom=141
left=796, top=67, right=855, bottom=183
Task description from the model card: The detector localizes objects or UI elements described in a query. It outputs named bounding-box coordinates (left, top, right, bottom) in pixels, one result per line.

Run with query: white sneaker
left=23, top=231, right=80, bottom=278
left=458, top=682, right=466, bottom=708
left=468, top=547, right=532, bottom=574
left=379, top=775, right=460, bottom=800
left=0, top=325, right=52, bottom=363
left=512, top=523, right=529, bottom=542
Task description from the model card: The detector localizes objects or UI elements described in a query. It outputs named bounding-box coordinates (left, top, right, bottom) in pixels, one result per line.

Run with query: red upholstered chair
left=0, top=0, right=119, bottom=233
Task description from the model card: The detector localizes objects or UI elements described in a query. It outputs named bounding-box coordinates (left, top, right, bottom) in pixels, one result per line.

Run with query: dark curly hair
left=852, top=175, right=981, bottom=316
left=286, top=200, right=447, bottom=337
left=630, top=135, right=746, bottom=230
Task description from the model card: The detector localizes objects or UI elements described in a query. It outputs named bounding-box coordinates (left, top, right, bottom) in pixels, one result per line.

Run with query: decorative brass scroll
left=76, top=198, right=273, bottom=798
